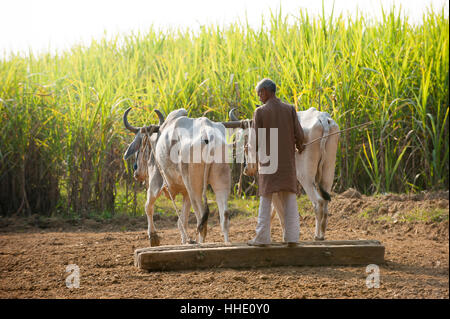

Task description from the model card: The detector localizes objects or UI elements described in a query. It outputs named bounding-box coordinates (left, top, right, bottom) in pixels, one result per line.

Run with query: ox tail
left=197, top=167, right=211, bottom=234
left=197, top=129, right=214, bottom=235
left=197, top=193, right=210, bottom=234
left=316, top=115, right=331, bottom=202
left=318, top=184, right=331, bottom=201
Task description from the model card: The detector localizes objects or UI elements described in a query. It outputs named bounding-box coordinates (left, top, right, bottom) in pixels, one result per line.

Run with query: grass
left=114, top=191, right=313, bottom=220
left=0, top=5, right=448, bottom=217
left=400, top=208, right=449, bottom=223
left=358, top=208, right=375, bottom=219
left=358, top=205, right=448, bottom=223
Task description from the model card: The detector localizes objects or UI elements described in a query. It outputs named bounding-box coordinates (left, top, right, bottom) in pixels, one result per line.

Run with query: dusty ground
left=0, top=190, right=448, bottom=299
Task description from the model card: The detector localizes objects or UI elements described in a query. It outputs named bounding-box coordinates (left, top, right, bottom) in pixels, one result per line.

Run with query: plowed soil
left=0, top=191, right=448, bottom=299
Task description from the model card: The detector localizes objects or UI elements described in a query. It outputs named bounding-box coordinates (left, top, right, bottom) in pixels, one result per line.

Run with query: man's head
left=255, top=78, right=276, bottom=104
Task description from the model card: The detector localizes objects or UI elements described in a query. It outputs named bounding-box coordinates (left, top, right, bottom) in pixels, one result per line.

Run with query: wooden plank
left=134, top=240, right=385, bottom=271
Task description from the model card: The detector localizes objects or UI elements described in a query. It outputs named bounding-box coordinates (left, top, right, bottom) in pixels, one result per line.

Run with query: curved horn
left=154, top=109, right=165, bottom=125
left=123, top=107, right=140, bottom=133
left=229, top=108, right=239, bottom=121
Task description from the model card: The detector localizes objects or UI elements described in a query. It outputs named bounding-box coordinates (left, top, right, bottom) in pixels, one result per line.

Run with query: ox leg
left=313, top=199, right=327, bottom=241
left=209, top=163, right=231, bottom=243
left=297, top=173, right=326, bottom=241
left=304, top=186, right=327, bottom=241
left=271, top=193, right=286, bottom=240
left=270, top=206, right=277, bottom=225
left=316, top=133, right=338, bottom=241
left=145, top=186, right=162, bottom=247
left=319, top=201, right=329, bottom=240
left=189, top=191, right=208, bottom=243
left=178, top=196, right=192, bottom=244
left=214, top=190, right=230, bottom=243
left=296, top=149, right=328, bottom=241
left=181, top=163, right=208, bottom=243
left=190, top=197, right=207, bottom=243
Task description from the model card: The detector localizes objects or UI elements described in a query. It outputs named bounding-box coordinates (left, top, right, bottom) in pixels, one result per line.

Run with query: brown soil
left=0, top=191, right=448, bottom=299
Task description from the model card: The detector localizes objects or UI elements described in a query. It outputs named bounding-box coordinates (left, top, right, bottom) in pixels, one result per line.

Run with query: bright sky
left=0, top=0, right=447, bottom=57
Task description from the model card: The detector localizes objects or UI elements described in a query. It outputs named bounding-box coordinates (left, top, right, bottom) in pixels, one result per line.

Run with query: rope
left=303, top=121, right=373, bottom=146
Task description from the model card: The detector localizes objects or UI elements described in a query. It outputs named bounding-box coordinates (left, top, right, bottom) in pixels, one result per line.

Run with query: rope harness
left=303, top=121, right=374, bottom=146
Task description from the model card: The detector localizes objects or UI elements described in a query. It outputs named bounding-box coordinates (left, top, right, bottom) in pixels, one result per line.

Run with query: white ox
left=227, top=107, right=339, bottom=241
left=123, top=108, right=231, bottom=246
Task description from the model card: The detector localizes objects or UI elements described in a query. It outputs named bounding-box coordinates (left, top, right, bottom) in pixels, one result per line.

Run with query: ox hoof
left=314, top=236, right=325, bottom=241
left=188, top=239, right=197, bottom=244
left=149, top=233, right=160, bottom=247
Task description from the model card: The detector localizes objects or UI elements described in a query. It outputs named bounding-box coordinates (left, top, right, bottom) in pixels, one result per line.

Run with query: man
left=248, top=78, right=305, bottom=247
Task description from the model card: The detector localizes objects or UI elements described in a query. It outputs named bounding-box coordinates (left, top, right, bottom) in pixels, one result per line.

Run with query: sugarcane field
left=0, top=0, right=448, bottom=303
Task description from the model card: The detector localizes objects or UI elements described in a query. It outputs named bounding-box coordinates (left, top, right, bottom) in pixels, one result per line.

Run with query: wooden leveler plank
left=134, top=240, right=385, bottom=271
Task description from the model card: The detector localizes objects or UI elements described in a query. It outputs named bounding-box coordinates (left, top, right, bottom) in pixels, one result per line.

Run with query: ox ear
left=124, top=133, right=142, bottom=160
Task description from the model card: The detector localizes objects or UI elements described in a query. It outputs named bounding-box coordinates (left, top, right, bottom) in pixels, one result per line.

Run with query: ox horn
left=123, top=107, right=140, bottom=133
left=140, top=108, right=163, bottom=133
left=154, top=109, right=165, bottom=125
left=229, top=108, right=239, bottom=121
left=221, top=108, right=253, bottom=129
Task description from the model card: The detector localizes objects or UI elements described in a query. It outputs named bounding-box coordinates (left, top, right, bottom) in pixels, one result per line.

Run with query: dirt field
left=0, top=190, right=448, bottom=299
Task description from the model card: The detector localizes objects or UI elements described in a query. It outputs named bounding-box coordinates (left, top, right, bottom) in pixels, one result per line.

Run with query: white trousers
left=253, top=191, right=300, bottom=244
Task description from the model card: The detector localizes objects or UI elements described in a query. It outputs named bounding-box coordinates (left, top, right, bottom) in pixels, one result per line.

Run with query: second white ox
left=123, top=108, right=232, bottom=246
left=228, top=107, right=339, bottom=241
